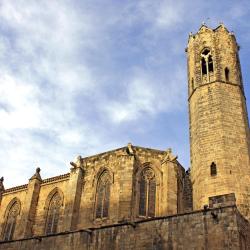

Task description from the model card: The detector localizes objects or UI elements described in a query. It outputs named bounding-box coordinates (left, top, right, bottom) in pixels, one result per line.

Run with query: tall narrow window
left=95, top=171, right=111, bottom=219
left=201, top=57, right=207, bottom=75
left=201, top=49, right=213, bottom=82
left=225, top=67, right=229, bottom=82
left=4, top=201, right=20, bottom=241
left=139, top=168, right=156, bottom=217
left=208, top=55, right=213, bottom=72
left=45, top=192, right=62, bottom=235
left=210, top=162, right=217, bottom=176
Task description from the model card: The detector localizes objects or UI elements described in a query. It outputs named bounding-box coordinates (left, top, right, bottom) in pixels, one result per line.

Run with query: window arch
left=201, top=48, right=214, bottom=82
left=139, top=168, right=156, bottom=217
left=45, top=191, right=62, bottom=235
left=3, top=199, right=21, bottom=241
left=95, top=170, right=111, bottom=219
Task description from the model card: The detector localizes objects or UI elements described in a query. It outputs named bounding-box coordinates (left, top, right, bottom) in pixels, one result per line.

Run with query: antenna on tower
left=202, top=18, right=211, bottom=27
left=206, top=17, right=211, bottom=26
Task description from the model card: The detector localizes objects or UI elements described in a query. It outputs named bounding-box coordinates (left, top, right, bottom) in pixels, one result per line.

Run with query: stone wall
left=182, top=170, right=193, bottom=212
left=187, top=24, right=250, bottom=219
left=0, top=145, right=186, bottom=241
left=0, top=204, right=248, bottom=250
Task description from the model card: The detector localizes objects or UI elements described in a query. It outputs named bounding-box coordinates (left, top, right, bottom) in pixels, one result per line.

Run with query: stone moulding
left=41, top=173, right=70, bottom=185
left=3, top=184, right=28, bottom=194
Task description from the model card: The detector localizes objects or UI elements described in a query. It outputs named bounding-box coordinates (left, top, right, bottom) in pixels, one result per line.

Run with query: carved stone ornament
left=142, top=168, right=155, bottom=180
left=70, top=155, right=84, bottom=169
left=30, top=167, right=42, bottom=181
left=126, top=142, right=134, bottom=155
left=0, top=176, right=4, bottom=192
left=162, top=148, right=178, bottom=164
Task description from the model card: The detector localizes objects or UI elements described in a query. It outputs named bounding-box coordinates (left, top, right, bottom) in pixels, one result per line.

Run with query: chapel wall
left=32, top=176, right=70, bottom=236
left=0, top=146, right=186, bottom=241
left=0, top=200, right=246, bottom=250
left=0, top=188, right=27, bottom=240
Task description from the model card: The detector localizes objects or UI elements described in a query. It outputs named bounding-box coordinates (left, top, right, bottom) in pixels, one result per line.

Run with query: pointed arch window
left=139, top=168, right=156, bottom=217
left=95, top=171, right=111, bottom=219
left=4, top=201, right=20, bottom=241
left=201, top=49, right=214, bottom=82
left=45, top=192, right=62, bottom=235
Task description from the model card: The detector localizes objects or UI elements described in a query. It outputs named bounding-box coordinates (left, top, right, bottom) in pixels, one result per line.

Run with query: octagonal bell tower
left=187, top=24, right=250, bottom=219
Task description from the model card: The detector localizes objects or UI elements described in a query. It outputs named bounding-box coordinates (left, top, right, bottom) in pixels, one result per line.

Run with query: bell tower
left=187, top=24, right=250, bottom=219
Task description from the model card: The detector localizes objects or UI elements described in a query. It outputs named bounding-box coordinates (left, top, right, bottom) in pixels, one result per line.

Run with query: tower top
left=186, top=21, right=243, bottom=96
left=187, top=23, right=233, bottom=43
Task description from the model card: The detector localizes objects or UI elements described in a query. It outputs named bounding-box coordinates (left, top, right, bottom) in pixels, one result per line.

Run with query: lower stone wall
left=0, top=205, right=249, bottom=250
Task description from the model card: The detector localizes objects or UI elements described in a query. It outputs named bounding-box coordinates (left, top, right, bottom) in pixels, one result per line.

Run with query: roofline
left=187, top=23, right=231, bottom=44
left=2, top=145, right=184, bottom=192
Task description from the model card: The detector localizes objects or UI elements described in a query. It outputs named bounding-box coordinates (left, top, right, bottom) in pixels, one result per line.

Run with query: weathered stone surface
left=0, top=203, right=249, bottom=250
left=0, top=146, right=184, bottom=242
left=188, top=24, right=250, bottom=219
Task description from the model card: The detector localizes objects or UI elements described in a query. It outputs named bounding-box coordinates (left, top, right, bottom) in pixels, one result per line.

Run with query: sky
left=0, top=0, right=250, bottom=188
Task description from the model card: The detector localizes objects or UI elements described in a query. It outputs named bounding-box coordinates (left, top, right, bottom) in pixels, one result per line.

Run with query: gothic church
left=0, top=24, right=250, bottom=249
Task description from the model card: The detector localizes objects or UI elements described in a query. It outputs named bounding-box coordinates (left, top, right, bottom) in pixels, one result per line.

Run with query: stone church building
left=0, top=24, right=250, bottom=249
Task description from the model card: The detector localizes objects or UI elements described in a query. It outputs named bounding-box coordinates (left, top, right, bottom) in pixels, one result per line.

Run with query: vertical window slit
left=225, top=67, right=229, bottom=82
left=208, top=55, right=213, bottom=72
left=210, top=162, right=217, bottom=176
left=201, top=58, right=207, bottom=75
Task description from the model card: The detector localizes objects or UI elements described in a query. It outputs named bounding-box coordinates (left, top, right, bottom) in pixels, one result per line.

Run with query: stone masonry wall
left=0, top=146, right=186, bottom=241
left=188, top=25, right=250, bottom=219
left=182, top=170, right=193, bottom=212
left=0, top=205, right=248, bottom=250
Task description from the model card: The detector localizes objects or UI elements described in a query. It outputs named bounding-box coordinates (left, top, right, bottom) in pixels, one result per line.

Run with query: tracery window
left=95, top=171, right=111, bottom=219
left=45, top=192, right=62, bottom=235
left=4, top=201, right=20, bottom=241
left=201, top=49, right=214, bottom=82
left=139, top=168, right=156, bottom=217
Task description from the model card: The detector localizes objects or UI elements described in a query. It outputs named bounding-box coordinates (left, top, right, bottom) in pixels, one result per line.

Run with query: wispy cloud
left=103, top=67, right=186, bottom=123
left=0, top=0, right=249, bottom=187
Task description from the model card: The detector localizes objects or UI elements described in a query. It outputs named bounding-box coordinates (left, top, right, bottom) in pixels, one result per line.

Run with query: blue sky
left=0, top=0, right=250, bottom=188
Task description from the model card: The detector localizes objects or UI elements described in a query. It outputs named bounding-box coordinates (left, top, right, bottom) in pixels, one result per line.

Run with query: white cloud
left=104, top=67, right=186, bottom=123
left=0, top=73, right=41, bottom=130
left=155, top=2, right=184, bottom=28
left=0, top=1, right=106, bottom=187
